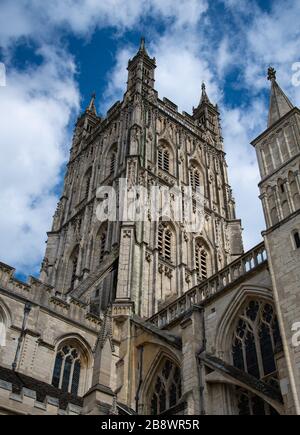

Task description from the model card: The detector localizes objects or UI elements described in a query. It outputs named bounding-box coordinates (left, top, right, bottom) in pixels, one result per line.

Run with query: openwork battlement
left=0, top=262, right=101, bottom=330
left=149, top=242, right=267, bottom=328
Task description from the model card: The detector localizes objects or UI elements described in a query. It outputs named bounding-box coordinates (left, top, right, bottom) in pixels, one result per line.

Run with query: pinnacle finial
left=200, top=82, right=211, bottom=105
left=140, top=36, right=146, bottom=51
left=267, top=66, right=276, bottom=82
left=86, top=92, right=97, bottom=115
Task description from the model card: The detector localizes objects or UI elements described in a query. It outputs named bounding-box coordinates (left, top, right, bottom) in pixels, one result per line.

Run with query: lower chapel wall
left=0, top=259, right=295, bottom=415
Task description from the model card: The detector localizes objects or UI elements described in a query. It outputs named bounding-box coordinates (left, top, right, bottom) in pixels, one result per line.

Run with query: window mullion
left=68, top=359, right=75, bottom=394
left=253, top=323, right=264, bottom=378
left=59, top=356, right=66, bottom=390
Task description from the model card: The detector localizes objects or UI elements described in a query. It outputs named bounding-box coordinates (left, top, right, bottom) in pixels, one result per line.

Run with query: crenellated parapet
left=0, top=261, right=102, bottom=332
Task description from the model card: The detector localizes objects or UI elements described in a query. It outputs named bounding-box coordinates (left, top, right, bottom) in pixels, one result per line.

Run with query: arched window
left=158, top=141, right=174, bottom=175
left=289, top=172, right=300, bottom=211
left=267, top=187, right=278, bottom=226
left=69, top=246, right=79, bottom=291
left=278, top=179, right=290, bottom=218
left=150, top=360, right=182, bottom=415
left=83, top=168, right=92, bottom=200
left=195, top=241, right=209, bottom=281
left=110, top=151, right=116, bottom=176
left=189, top=165, right=202, bottom=191
left=0, top=309, right=6, bottom=347
left=158, top=224, right=173, bottom=262
left=99, top=232, right=106, bottom=262
left=95, top=223, right=108, bottom=268
left=293, top=231, right=300, bottom=249
left=158, top=148, right=170, bottom=173
left=232, top=300, right=281, bottom=380
left=105, top=144, right=117, bottom=179
left=52, top=344, right=81, bottom=396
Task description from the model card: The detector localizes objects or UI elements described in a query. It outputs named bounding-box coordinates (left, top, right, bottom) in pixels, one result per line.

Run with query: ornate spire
left=138, top=36, right=149, bottom=57
left=86, top=92, right=97, bottom=116
left=200, top=82, right=211, bottom=105
left=267, top=67, right=294, bottom=127
left=140, top=36, right=145, bottom=51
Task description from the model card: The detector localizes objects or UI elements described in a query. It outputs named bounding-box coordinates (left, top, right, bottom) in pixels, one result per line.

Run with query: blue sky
left=0, top=0, right=300, bottom=280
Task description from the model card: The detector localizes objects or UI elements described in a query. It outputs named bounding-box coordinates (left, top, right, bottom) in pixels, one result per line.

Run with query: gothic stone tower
left=252, top=67, right=300, bottom=414
left=40, top=39, right=243, bottom=320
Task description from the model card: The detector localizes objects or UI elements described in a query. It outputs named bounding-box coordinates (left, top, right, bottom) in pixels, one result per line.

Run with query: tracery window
left=232, top=300, right=281, bottom=380
left=150, top=360, right=182, bottom=415
left=52, top=345, right=81, bottom=396
left=195, top=241, right=209, bottom=281
left=158, top=224, right=173, bottom=262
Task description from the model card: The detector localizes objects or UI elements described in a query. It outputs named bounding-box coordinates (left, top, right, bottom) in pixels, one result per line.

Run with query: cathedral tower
left=252, top=67, right=300, bottom=414
left=40, top=39, right=243, bottom=319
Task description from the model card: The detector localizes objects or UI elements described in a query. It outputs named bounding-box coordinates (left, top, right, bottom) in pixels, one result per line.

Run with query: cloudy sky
left=0, top=0, right=300, bottom=280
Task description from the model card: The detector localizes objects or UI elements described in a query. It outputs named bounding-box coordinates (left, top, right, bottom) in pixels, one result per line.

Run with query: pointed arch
left=65, top=244, right=80, bottom=291
left=82, top=167, right=93, bottom=200
left=292, top=228, right=300, bottom=249
left=215, top=285, right=275, bottom=358
left=92, top=222, right=108, bottom=270
left=189, top=159, right=205, bottom=193
left=194, top=237, right=211, bottom=281
left=267, top=186, right=278, bottom=226
left=277, top=178, right=290, bottom=218
left=214, top=286, right=283, bottom=415
left=289, top=171, right=300, bottom=210
left=157, top=139, right=175, bottom=175
left=142, top=351, right=182, bottom=415
left=158, top=221, right=176, bottom=264
left=104, top=143, right=118, bottom=179
left=51, top=334, right=93, bottom=397
left=0, top=300, right=10, bottom=347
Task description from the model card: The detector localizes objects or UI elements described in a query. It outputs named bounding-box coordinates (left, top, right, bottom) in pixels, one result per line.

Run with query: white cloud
left=103, top=29, right=220, bottom=114
left=0, top=0, right=209, bottom=276
left=0, top=0, right=209, bottom=48
left=221, top=100, right=267, bottom=249
left=0, top=47, right=79, bottom=272
left=1, top=0, right=300, bottom=276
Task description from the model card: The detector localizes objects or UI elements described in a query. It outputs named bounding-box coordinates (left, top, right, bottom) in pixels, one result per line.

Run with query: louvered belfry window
left=158, top=224, right=173, bottom=262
